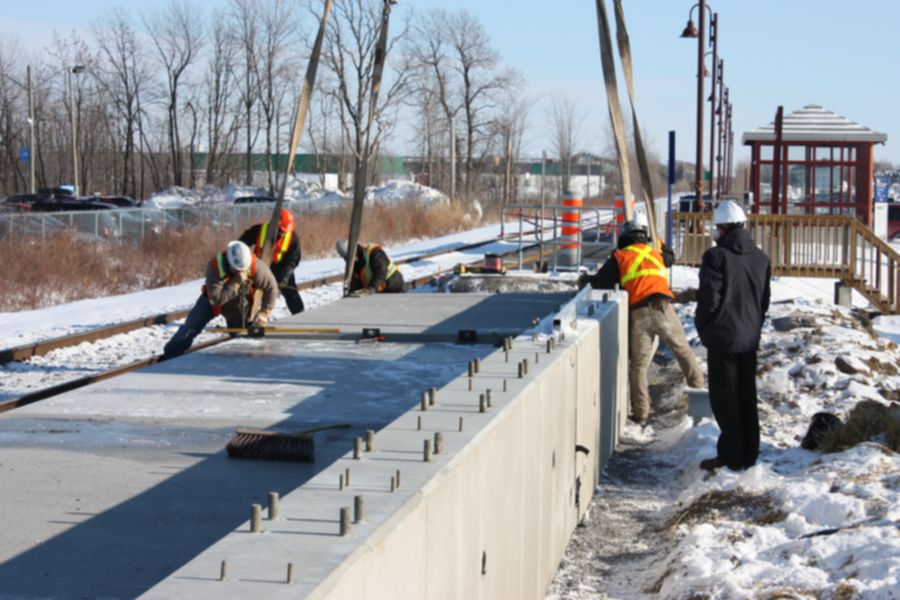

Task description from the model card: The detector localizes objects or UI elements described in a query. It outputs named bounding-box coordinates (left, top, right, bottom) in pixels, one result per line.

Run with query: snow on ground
left=1, top=213, right=899, bottom=597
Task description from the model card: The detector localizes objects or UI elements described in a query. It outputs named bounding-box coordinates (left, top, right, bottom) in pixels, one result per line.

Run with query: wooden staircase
left=671, top=213, right=900, bottom=314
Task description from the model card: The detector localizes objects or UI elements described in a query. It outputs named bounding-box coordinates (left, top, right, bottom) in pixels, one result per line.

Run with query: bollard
left=268, top=492, right=280, bottom=520
left=434, top=431, right=444, bottom=454
left=354, top=495, right=365, bottom=523
left=220, top=560, right=228, bottom=581
left=424, top=439, right=432, bottom=462
left=365, top=430, right=375, bottom=452
left=286, top=563, right=295, bottom=584
left=421, top=391, right=429, bottom=411
left=353, top=437, right=363, bottom=460
left=250, top=504, right=262, bottom=533
left=429, top=387, right=437, bottom=406
left=340, top=507, right=351, bottom=536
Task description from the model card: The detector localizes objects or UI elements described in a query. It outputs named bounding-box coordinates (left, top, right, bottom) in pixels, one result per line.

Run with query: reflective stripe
left=619, top=245, right=667, bottom=286
left=254, top=225, right=291, bottom=264
left=214, top=252, right=227, bottom=279
left=360, top=244, right=398, bottom=289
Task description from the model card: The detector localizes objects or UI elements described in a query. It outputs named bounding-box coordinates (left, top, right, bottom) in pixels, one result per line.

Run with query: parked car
left=2, top=193, right=49, bottom=211
left=29, top=197, right=115, bottom=212
left=234, top=195, right=276, bottom=205
left=95, top=195, right=142, bottom=208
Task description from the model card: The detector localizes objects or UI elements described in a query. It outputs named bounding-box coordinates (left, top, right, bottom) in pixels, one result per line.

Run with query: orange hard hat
left=279, top=209, right=295, bottom=232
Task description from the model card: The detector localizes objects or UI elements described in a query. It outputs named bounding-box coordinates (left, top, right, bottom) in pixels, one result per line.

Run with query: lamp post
left=707, top=15, right=718, bottom=202
left=68, top=65, right=85, bottom=196
left=681, top=1, right=711, bottom=216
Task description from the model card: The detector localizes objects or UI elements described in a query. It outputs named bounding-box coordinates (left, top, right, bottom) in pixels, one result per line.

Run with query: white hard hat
left=713, top=200, right=747, bottom=227
left=226, top=240, right=252, bottom=272
left=623, top=211, right=649, bottom=235
left=335, top=239, right=348, bottom=259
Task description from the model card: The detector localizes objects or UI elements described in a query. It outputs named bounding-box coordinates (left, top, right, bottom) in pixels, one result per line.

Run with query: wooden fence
left=671, top=213, right=900, bottom=314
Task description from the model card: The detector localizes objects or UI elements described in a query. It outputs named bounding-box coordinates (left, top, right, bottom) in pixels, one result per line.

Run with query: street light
left=681, top=1, right=712, bottom=217
left=68, top=65, right=86, bottom=196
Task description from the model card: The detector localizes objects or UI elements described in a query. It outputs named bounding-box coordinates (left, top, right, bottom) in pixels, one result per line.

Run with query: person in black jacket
left=239, top=209, right=304, bottom=314
left=695, top=200, right=771, bottom=472
left=335, top=240, right=405, bottom=296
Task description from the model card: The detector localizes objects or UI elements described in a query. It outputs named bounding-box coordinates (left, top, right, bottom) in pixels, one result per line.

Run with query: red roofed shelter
left=742, top=105, right=887, bottom=226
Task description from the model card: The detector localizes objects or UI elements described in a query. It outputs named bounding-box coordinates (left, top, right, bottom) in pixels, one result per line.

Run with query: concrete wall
left=312, top=324, right=601, bottom=600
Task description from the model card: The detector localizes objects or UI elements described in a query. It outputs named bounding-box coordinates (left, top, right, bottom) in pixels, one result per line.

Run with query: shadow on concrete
left=0, top=293, right=570, bottom=598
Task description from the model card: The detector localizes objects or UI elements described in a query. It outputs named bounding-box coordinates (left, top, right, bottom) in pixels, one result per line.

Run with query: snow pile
left=143, top=177, right=446, bottom=209
left=642, top=297, right=900, bottom=598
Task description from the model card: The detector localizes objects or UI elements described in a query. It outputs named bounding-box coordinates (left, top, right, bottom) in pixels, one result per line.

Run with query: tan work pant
left=628, top=301, right=704, bottom=421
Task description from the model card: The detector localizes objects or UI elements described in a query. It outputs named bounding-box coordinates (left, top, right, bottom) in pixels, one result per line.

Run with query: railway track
left=0, top=235, right=566, bottom=414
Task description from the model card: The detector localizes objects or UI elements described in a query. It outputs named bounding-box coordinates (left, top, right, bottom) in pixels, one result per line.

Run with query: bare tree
left=324, top=0, right=412, bottom=188
left=203, top=8, right=241, bottom=185
left=144, top=0, right=205, bottom=187
left=548, top=94, right=581, bottom=197
left=229, top=0, right=262, bottom=185
left=445, top=10, right=516, bottom=196
left=91, top=8, right=150, bottom=197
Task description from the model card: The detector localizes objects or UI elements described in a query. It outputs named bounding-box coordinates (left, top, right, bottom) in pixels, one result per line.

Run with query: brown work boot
left=699, top=457, right=724, bottom=471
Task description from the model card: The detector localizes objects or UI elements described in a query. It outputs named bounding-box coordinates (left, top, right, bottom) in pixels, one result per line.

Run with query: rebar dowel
left=523, top=358, right=529, bottom=375
left=434, top=431, right=444, bottom=454
left=220, top=561, right=228, bottom=581
left=250, top=504, right=262, bottom=533
left=474, top=357, right=480, bottom=373
left=354, top=495, right=365, bottom=523
left=518, top=362, right=524, bottom=379
left=268, top=492, right=280, bottom=520
left=417, top=415, right=423, bottom=431
left=424, top=439, right=432, bottom=462
left=345, top=467, right=351, bottom=487
left=286, top=563, right=295, bottom=584
left=353, top=437, right=362, bottom=459
left=459, top=416, right=464, bottom=432
left=339, top=473, right=344, bottom=491
left=340, top=507, right=351, bottom=536
left=390, top=475, right=396, bottom=492
left=486, top=389, right=493, bottom=408
left=467, top=361, right=475, bottom=377
left=429, top=387, right=437, bottom=406
left=546, top=339, right=553, bottom=353
left=365, top=430, right=375, bottom=452
left=479, top=394, right=486, bottom=413
left=395, top=469, right=401, bottom=488
left=421, top=391, right=429, bottom=411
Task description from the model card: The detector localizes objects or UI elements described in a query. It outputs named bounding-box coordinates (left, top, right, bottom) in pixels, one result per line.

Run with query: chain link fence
left=0, top=200, right=352, bottom=242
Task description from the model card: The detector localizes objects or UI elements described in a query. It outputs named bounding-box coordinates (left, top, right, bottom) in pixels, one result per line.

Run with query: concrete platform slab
left=0, top=292, right=578, bottom=599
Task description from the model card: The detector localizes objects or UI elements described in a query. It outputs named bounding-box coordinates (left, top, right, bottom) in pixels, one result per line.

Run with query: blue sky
left=4, top=0, right=899, bottom=168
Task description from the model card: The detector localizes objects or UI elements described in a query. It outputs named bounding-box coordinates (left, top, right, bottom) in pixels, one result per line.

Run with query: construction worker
left=335, top=240, right=405, bottom=296
left=163, top=241, right=279, bottom=359
left=239, top=209, right=304, bottom=314
left=695, top=201, right=771, bottom=471
left=579, top=212, right=704, bottom=425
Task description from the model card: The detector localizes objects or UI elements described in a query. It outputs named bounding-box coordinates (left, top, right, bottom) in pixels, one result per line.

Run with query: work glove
left=350, top=287, right=373, bottom=298
left=577, top=273, right=590, bottom=290
left=254, top=309, right=272, bottom=326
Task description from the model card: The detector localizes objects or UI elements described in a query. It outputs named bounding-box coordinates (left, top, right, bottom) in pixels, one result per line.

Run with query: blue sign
left=18, top=146, right=30, bottom=163
left=874, top=176, right=889, bottom=202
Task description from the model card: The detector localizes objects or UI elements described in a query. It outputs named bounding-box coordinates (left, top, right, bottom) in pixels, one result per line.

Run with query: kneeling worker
left=579, top=213, right=704, bottom=424
left=163, top=240, right=279, bottom=359
left=335, top=240, right=405, bottom=297
left=239, top=209, right=305, bottom=314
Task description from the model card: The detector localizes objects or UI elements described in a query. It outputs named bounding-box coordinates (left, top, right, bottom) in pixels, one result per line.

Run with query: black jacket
left=350, top=245, right=405, bottom=293
left=695, top=227, right=771, bottom=353
left=585, top=231, right=675, bottom=308
left=239, top=224, right=302, bottom=285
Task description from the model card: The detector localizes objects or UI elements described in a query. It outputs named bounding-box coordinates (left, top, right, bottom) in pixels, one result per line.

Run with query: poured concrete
left=0, top=290, right=627, bottom=599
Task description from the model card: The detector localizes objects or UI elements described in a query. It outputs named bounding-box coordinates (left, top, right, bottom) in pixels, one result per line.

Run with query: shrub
left=820, top=400, right=900, bottom=453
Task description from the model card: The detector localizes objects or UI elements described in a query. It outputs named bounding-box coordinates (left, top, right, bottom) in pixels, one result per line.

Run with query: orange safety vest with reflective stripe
left=356, top=244, right=398, bottom=290
left=254, top=224, right=292, bottom=264
left=613, top=243, right=673, bottom=306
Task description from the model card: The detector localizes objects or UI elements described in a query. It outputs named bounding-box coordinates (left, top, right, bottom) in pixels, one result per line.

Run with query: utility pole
left=27, top=65, right=36, bottom=194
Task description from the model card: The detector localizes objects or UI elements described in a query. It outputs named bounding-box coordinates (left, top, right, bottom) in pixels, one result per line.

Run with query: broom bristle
left=226, top=431, right=315, bottom=462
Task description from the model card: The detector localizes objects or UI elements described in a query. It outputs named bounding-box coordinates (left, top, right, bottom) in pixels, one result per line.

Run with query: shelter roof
left=742, top=104, right=887, bottom=144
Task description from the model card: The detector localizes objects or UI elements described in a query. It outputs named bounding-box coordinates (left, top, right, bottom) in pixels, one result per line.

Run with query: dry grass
left=663, top=490, right=786, bottom=534
left=0, top=200, right=481, bottom=312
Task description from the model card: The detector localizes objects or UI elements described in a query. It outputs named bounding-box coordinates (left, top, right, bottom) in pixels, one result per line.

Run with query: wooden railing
left=671, top=213, right=900, bottom=314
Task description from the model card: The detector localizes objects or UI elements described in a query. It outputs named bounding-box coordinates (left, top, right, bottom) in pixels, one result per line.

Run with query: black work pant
left=280, top=272, right=305, bottom=314
left=707, top=351, right=760, bottom=470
